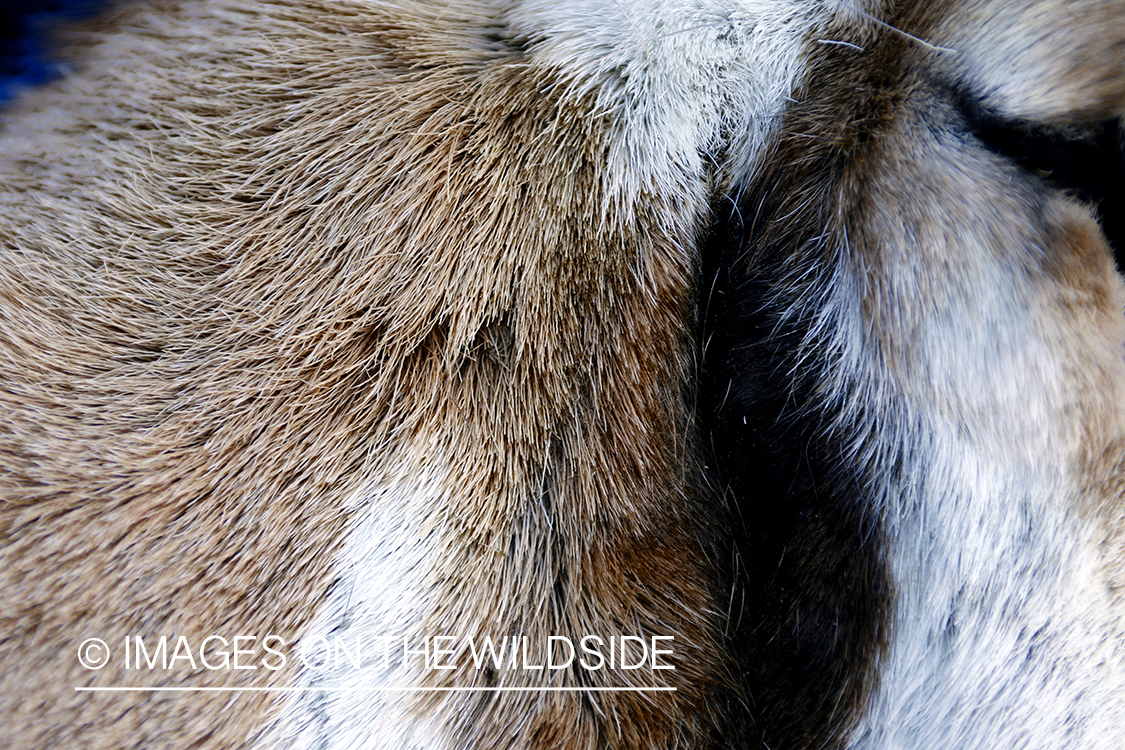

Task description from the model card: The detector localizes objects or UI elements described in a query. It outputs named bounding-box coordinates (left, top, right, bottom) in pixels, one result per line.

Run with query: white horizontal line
left=75, top=686, right=676, bottom=693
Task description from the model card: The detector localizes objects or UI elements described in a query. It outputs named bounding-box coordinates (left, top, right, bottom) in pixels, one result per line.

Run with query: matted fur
left=0, top=0, right=1123, bottom=749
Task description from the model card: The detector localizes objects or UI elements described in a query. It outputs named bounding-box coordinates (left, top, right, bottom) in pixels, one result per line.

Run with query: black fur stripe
left=698, top=30, right=916, bottom=750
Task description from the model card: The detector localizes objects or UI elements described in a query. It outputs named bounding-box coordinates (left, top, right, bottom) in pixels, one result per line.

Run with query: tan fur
left=0, top=0, right=730, bottom=746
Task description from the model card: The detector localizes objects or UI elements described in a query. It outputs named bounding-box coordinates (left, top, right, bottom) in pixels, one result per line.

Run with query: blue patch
left=0, top=0, right=110, bottom=104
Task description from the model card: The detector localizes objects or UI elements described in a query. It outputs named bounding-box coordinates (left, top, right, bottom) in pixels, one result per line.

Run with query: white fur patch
left=504, top=0, right=840, bottom=206
left=266, top=460, right=455, bottom=750
left=810, top=154, right=1125, bottom=747
left=855, top=429, right=1125, bottom=748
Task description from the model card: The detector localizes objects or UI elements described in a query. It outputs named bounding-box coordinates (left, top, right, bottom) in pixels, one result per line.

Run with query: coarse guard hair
left=1, top=1, right=1124, bottom=749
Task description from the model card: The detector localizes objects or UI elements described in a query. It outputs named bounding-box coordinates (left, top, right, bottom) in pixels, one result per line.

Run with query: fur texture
left=0, top=1, right=1123, bottom=749
left=705, top=2, right=1125, bottom=747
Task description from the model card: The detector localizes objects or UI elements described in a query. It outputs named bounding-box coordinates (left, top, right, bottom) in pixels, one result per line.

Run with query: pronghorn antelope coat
left=1, top=0, right=1124, bottom=748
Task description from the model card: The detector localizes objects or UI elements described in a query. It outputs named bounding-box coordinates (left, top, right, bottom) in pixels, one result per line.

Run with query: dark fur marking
left=700, top=208, right=895, bottom=749
left=698, top=23, right=938, bottom=750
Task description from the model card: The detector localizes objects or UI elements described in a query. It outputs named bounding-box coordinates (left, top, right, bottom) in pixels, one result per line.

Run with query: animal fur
left=0, top=1, right=1122, bottom=749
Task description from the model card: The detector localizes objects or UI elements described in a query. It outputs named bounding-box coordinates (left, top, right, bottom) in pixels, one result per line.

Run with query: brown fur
left=0, top=0, right=731, bottom=746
